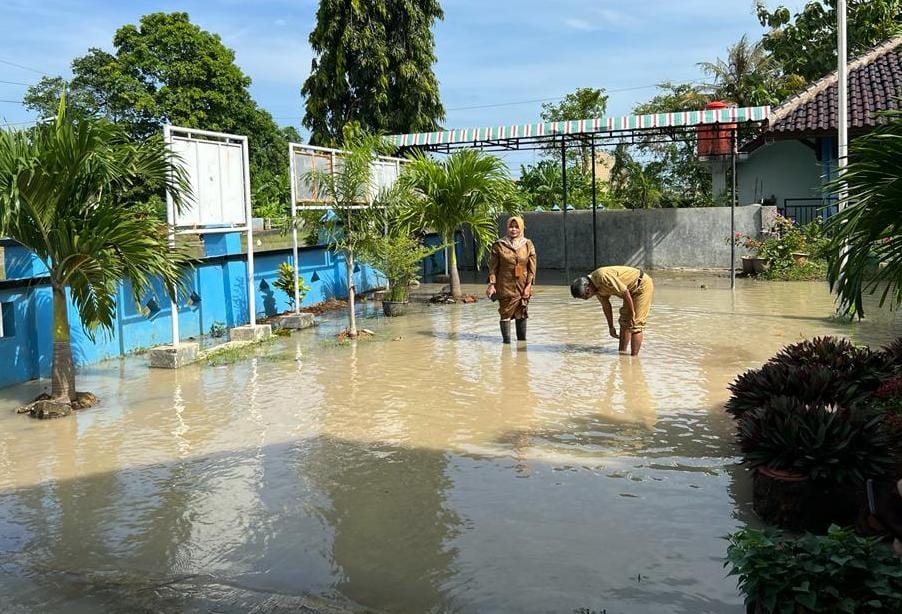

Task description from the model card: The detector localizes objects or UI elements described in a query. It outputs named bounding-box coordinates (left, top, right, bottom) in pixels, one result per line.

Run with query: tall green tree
left=517, top=160, right=594, bottom=210
left=401, top=151, right=519, bottom=299
left=825, top=108, right=902, bottom=316
left=629, top=82, right=714, bottom=207
left=302, top=0, right=445, bottom=146
left=0, top=101, right=191, bottom=404
left=541, top=87, right=608, bottom=172
left=23, top=12, right=294, bottom=215
left=757, top=1, right=902, bottom=84
left=518, top=87, right=608, bottom=210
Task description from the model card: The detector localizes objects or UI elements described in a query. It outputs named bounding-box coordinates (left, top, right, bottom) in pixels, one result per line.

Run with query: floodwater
left=1, top=274, right=900, bottom=613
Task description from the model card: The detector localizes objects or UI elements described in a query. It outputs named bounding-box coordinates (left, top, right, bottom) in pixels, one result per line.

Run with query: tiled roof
left=760, top=35, right=902, bottom=141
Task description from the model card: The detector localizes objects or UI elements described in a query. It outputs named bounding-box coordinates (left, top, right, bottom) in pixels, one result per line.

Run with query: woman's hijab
left=506, top=216, right=527, bottom=249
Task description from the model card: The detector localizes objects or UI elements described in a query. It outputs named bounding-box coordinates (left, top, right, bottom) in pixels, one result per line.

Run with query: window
left=0, top=302, right=14, bottom=338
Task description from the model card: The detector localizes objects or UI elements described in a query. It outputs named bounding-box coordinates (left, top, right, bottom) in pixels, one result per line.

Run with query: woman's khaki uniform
left=488, top=238, right=537, bottom=320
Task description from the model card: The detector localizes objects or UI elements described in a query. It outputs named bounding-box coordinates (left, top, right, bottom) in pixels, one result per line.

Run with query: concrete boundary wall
left=458, top=205, right=776, bottom=272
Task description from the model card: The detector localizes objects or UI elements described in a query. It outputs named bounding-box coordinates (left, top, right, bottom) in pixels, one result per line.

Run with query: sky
left=1, top=0, right=809, bottom=167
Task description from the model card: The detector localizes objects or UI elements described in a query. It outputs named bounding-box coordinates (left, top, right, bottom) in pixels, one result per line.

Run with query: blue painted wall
left=0, top=233, right=385, bottom=389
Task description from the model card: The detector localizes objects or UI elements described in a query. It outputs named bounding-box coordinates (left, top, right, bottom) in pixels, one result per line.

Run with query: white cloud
left=274, top=18, right=287, bottom=27
left=563, top=18, right=596, bottom=32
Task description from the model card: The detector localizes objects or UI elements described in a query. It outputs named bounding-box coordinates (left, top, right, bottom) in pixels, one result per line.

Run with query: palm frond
left=825, top=108, right=902, bottom=316
left=0, top=98, right=193, bottom=335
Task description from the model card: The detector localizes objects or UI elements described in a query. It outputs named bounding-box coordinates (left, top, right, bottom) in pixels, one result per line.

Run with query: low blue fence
left=0, top=231, right=447, bottom=390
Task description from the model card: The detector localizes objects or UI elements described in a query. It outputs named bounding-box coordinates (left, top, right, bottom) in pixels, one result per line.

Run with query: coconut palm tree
left=825, top=108, right=902, bottom=317
left=0, top=100, right=191, bottom=405
left=401, top=150, right=519, bottom=299
left=699, top=35, right=783, bottom=107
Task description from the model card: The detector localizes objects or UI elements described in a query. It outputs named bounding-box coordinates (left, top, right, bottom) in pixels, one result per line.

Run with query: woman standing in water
left=486, top=216, right=536, bottom=343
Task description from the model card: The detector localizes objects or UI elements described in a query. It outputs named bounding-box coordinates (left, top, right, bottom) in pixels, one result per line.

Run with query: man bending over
left=570, top=266, right=654, bottom=356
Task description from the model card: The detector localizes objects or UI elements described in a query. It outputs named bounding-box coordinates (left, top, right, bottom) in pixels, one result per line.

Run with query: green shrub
left=274, top=263, right=311, bottom=309
left=362, top=233, right=444, bottom=303
left=758, top=215, right=830, bottom=271
left=726, top=525, right=902, bottom=613
left=760, top=259, right=827, bottom=281
left=209, top=321, right=227, bottom=338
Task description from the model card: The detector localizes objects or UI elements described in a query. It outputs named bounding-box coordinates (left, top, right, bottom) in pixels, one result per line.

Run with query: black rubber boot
left=500, top=320, right=511, bottom=344
left=515, top=318, right=527, bottom=341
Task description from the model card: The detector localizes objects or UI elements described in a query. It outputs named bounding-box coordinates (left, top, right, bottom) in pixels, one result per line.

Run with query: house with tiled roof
left=738, top=35, right=902, bottom=223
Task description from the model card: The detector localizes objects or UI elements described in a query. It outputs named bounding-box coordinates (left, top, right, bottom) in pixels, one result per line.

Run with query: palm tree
left=0, top=101, right=191, bottom=405
left=825, top=108, right=902, bottom=317
left=699, top=35, right=779, bottom=107
left=306, top=131, right=388, bottom=337
left=401, top=150, right=518, bottom=299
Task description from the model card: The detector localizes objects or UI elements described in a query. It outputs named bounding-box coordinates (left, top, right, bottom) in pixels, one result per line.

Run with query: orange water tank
left=697, top=101, right=736, bottom=157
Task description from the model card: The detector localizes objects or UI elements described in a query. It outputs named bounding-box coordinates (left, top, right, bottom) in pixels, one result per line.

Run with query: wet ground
left=1, top=273, right=900, bottom=613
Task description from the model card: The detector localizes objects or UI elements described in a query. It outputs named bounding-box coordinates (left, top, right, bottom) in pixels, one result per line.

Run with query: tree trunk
left=449, top=239, right=462, bottom=299
left=346, top=249, right=358, bottom=337
left=51, top=285, right=76, bottom=403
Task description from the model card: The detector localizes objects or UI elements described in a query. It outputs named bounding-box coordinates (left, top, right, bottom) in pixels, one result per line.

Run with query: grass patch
left=203, top=337, right=277, bottom=366
left=759, top=259, right=828, bottom=281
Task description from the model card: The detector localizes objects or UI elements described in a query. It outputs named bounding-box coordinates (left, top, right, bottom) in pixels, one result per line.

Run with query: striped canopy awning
left=389, top=105, right=771, bottom=150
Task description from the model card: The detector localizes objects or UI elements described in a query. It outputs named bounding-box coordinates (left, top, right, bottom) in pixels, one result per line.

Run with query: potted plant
left=738, top=397, right=892, bottom=532
left=791, top=251, right=809, bottom=266
left=359, top=182, right=446, bottom=317
left=365, top=232, right=444, bottom=316
left=726, top=336, right=892, bottom=420
left=731, top=232, right=768, bottom=274
left=727, top=337, right=896, bottom=532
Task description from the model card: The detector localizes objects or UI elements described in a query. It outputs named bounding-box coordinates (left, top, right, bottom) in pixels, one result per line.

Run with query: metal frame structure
left=164, top=125, right=255, bottom=345
left=389, top=106, right=772, bottom=288
left=288, top=142, right=405, bottom=312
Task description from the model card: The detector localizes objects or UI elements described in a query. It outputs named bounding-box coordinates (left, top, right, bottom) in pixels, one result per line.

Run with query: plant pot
left=791, top=252, right=809, bottom=267
left=382, top=300, right=408, bottom=317
left=741, top=256, right=770, bottom=275
left=752, top=466, right=857, bottom=533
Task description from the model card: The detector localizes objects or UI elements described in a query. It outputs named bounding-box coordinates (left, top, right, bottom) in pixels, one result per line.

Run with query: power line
left=0, top=58, right=53, bottom=76
left=270, top=79, right=703, bottom=119
left=0, top=99, right=26, bottom=104
left=0, top=79, right=32, bottom=86
left=444, top=80, right=701, bottom=112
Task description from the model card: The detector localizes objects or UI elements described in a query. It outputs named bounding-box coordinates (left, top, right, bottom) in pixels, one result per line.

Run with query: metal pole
left=837, top=0, right=849, bottom=194
left=591, top=139, right=598, bottom=270
left=836, top=0, right=850, bottom=313
left=288, top=143, right=301, bottom=313
left=242, top=137, right=256, bottom=326
left=731, top=130, right=737, bottom=290
left=561, top=138, right=569, bottom=282
left=163, top=124, right=180, bottom=347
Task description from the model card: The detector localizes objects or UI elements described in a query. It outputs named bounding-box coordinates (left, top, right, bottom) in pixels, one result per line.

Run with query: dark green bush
left=726, top=525, right=902, bottom=613
left=726, top=337, right=891, bottom=418
left=738, top=397, right=892, bottom=485
left=881, top=337, right=902, bottom=370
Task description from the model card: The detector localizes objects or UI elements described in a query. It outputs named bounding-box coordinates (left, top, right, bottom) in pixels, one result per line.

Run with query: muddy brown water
left=1, top=274, right=900, bottom=613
